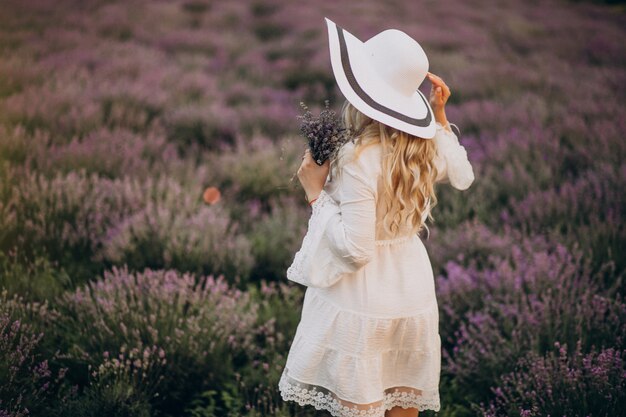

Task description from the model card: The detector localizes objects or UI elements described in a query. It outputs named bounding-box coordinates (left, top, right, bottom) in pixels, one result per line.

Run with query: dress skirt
left=278, top=234, right=442, bottom=416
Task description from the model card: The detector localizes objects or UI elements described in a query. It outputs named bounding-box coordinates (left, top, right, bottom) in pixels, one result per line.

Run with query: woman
left=279, top=18, right=475, bottom=417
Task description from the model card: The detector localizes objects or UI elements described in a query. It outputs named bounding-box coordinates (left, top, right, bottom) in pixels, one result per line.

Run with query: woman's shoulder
left=340, top=139, right=383, bottom=166
left=336, top=140, right=382, bottom=185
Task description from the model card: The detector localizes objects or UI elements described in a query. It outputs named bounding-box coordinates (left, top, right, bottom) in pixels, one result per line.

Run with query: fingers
left=429, top=84, right=451, bottom=110
left=437, top=86, right=451, bottom=101
left=443, top=84, right=452, bottom=100
left=300, top=149, right=315, bottom=167
left=433, top=80, right=451, bottom=98
left=427, top=72, right=444, bottom=85
left=297, top=148, right=329, bottom=183
left=435, top=87, right=446, bottom=107
left=427, top=72, right=451, bottom=98
left=427, top=72, right=443, bottom=87
left=435, top=86, right=451, bottom=105
left=430, top=85, right=445, bottom=101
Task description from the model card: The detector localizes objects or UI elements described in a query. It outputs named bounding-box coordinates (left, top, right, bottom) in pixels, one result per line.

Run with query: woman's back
left=328, top=119, right=473, bottom=243
left=328, top=140, right=415, bottom=241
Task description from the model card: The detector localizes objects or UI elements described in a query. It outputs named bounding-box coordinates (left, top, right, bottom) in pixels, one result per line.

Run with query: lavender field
left=1, top=0, right=625, bottom=416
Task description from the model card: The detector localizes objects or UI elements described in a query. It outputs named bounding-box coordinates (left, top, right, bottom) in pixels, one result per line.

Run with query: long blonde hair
left=333, top=100, right=440, bottom=238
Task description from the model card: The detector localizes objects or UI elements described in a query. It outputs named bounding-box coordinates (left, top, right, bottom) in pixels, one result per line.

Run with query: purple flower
left=297, top=100, right=356, bottom=165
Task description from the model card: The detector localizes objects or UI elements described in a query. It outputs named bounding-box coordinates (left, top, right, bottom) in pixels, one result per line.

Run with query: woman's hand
left=426, top=72, right=451, bottom=125
left=297, top=148, right=330, bottom=203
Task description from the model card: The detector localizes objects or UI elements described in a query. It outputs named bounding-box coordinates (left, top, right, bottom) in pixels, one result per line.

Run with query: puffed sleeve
left=286, top=156, right=376, bottom=288
left=433, top=121, right=475, bottom=190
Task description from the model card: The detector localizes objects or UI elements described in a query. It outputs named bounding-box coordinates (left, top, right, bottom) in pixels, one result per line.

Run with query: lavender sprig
left=297, top=100, right=356, bottom=166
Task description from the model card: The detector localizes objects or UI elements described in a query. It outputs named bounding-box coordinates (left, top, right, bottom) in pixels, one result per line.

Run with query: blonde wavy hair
left=333, top=100, right=440, bottom=238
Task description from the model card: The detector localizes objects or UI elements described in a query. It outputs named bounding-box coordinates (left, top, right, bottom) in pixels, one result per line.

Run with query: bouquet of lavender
left=297, top=100, right=356, bottom=166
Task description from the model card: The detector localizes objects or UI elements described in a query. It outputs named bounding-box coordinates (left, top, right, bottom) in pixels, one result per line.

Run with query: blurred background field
left=0, top=0, right=625, bottom=416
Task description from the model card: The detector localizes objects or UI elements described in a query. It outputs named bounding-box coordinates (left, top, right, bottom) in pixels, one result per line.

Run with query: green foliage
left=253, top=22, right=287, bottom=42
left=53, top=381, right=152, bottom=417
left=248, top=198, right=308, bottom=282
left=0, top=250, right=73, bottom=302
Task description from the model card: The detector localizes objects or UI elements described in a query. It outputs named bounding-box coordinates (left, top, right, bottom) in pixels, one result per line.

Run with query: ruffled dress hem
left=279, top=367, right=441, bottom=415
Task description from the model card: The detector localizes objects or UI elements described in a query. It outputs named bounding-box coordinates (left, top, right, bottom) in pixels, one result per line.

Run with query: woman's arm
left=426, top=72, right=474, bottom=190
left=287, top=158, right=376, bottom=288
left=319, top=162, right=376, bottom=269
left=433, top=120, right=475, bottom=190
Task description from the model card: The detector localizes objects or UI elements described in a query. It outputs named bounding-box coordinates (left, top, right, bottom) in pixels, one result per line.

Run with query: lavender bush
left=501, top=162, right=626, bottom=274
left=205, top=134, right=305, bottom=209
left=479, top=340, right=626, bottom=417
left=438, top=243, right=626, bottom=408
left=55, top=266, right=261, bottom=413
left=0, top=292, right=70, bottom=417
left=0, top=0, right=625, bottom=415
left=0, top=168, right=253, bottom=284
left=56, top=344, right=168, bottom=417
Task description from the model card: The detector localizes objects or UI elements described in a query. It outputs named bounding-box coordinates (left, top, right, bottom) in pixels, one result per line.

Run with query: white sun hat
left=325, top=17, right=437, bottom=139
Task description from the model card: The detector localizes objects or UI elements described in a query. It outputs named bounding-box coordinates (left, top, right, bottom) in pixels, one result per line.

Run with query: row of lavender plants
left=1, top=0, right=625, bottom=415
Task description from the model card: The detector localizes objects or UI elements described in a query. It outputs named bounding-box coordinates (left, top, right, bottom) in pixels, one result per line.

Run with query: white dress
left=279, top=121, right=475, bottom=416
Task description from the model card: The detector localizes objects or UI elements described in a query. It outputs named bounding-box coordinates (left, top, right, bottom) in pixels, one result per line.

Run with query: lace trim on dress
left=279, top=367, right=441, bottom=416
left=310, top=188, right=338, bottom=213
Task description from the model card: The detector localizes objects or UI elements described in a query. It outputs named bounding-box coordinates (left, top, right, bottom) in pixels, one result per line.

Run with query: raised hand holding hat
left=427, top=72, right=451, bottom=111
left=427, top=71, right=452, bottom=129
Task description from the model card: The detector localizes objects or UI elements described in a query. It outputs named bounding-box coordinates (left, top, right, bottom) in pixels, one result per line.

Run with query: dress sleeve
left=433, top=121, right=475, bottom=190
left=286, top=158, right=376, bottom=288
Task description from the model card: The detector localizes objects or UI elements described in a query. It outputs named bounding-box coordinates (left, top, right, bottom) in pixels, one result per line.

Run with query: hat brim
left=325, top=17, right=436, bottom=139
